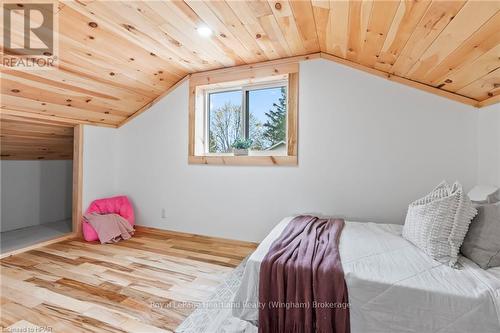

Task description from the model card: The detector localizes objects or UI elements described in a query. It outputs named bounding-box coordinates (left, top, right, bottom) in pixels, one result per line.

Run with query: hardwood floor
left=0, top=227, right=257, bottom=333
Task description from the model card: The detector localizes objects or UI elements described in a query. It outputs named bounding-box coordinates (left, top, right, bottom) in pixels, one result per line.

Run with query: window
left=188, top=60, right=298, bottom=165
left=207, top=82, right=287, bottom=154
left=208, top=90, right=243, bottom=154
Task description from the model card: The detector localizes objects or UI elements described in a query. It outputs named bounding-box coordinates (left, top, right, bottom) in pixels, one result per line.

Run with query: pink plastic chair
left=82, top=195, right=135, bottom=242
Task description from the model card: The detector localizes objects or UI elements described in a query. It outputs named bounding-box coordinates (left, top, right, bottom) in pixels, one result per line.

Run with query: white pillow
left=403, top=181, right=477, bottom=267
left=467, top=185, right=499, bottom=204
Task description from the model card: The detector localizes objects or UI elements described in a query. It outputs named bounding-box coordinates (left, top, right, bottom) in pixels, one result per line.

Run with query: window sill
left=188, top=155, right=297, bottom=166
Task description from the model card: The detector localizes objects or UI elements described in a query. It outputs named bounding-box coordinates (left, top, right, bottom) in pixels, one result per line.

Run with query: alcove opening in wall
left=0, top=120, right=82, bottom=255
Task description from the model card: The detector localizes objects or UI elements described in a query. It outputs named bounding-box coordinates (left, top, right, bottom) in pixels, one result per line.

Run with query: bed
left=232, top=217, right=500, bottom=333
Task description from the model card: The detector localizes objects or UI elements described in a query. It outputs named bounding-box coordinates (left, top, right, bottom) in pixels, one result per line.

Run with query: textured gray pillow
left=461, top=202, right=500, bottom=269
left=403, top=181, right=477, bottom=267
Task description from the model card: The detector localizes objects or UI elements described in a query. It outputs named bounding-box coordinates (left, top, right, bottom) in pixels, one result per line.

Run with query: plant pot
left=233, top=148, right=249, bottom=156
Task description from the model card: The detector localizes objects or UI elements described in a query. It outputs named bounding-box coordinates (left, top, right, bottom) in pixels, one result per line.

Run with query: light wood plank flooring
left=0, top=227, right=257, bottom=333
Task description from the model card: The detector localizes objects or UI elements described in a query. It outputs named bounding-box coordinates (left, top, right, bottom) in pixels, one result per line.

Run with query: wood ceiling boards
left=1, top=0, right=499, bottom=129
left=0, top=119, right=74, bottom=160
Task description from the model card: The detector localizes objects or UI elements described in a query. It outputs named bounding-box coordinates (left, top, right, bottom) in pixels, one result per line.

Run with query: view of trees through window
left=208, top=86, right=287, bottom=153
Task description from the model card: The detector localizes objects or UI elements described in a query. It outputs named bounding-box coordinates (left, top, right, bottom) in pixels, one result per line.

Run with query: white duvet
left=232, top=217, right=500, bottom=333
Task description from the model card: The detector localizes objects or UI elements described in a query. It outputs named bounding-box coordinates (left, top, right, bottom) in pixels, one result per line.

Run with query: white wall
left=82, top=125, right=118, bottom=211
left=477, top=105, right=500, bottom=189
left=111, top=59, right=478, bottom=242
left=1, top=160, right=72, bottom=232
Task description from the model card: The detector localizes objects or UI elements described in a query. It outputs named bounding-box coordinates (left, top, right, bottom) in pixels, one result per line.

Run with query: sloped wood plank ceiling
left=1, top=0, right=499, bottom=129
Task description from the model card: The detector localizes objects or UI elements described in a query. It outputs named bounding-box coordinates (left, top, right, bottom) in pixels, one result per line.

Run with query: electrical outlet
left=161, top=208, right=166, bottom=219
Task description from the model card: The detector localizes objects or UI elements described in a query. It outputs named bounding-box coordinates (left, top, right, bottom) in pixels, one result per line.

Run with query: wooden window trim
left=188, top=61, right=299, bottom=166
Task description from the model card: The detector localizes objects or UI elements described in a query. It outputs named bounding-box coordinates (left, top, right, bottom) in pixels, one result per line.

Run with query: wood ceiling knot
left=123, top=24, right=135, bottom=32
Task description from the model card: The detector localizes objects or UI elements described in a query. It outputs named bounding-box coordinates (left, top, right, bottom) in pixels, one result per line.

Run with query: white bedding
left=232, top=217, right=500, bottom=333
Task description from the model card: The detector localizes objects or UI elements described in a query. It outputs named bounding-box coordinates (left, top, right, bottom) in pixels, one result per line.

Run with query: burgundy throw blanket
left=259, top=215, right=350, bottom=333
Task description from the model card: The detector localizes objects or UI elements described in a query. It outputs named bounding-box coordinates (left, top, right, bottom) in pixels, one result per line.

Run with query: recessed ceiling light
left=197, top=26, right=212, bottom=37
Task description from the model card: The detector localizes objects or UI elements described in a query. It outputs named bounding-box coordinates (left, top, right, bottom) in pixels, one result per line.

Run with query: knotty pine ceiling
left=0, top=119, right=73, bottom=160
left=1, top=0, right=499, bottom=130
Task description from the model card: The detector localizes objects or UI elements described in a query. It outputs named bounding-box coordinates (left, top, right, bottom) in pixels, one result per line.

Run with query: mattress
left=232, top=217, right=500, bottom=333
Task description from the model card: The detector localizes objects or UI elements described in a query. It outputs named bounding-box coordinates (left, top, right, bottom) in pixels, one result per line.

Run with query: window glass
left=247, top=86, right=287, bottom=152
left=208, top=90, right=242, bottom=153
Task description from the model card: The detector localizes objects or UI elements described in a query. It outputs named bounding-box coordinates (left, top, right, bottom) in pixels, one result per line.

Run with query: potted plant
left=232, top=138, right=252, bottom=156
